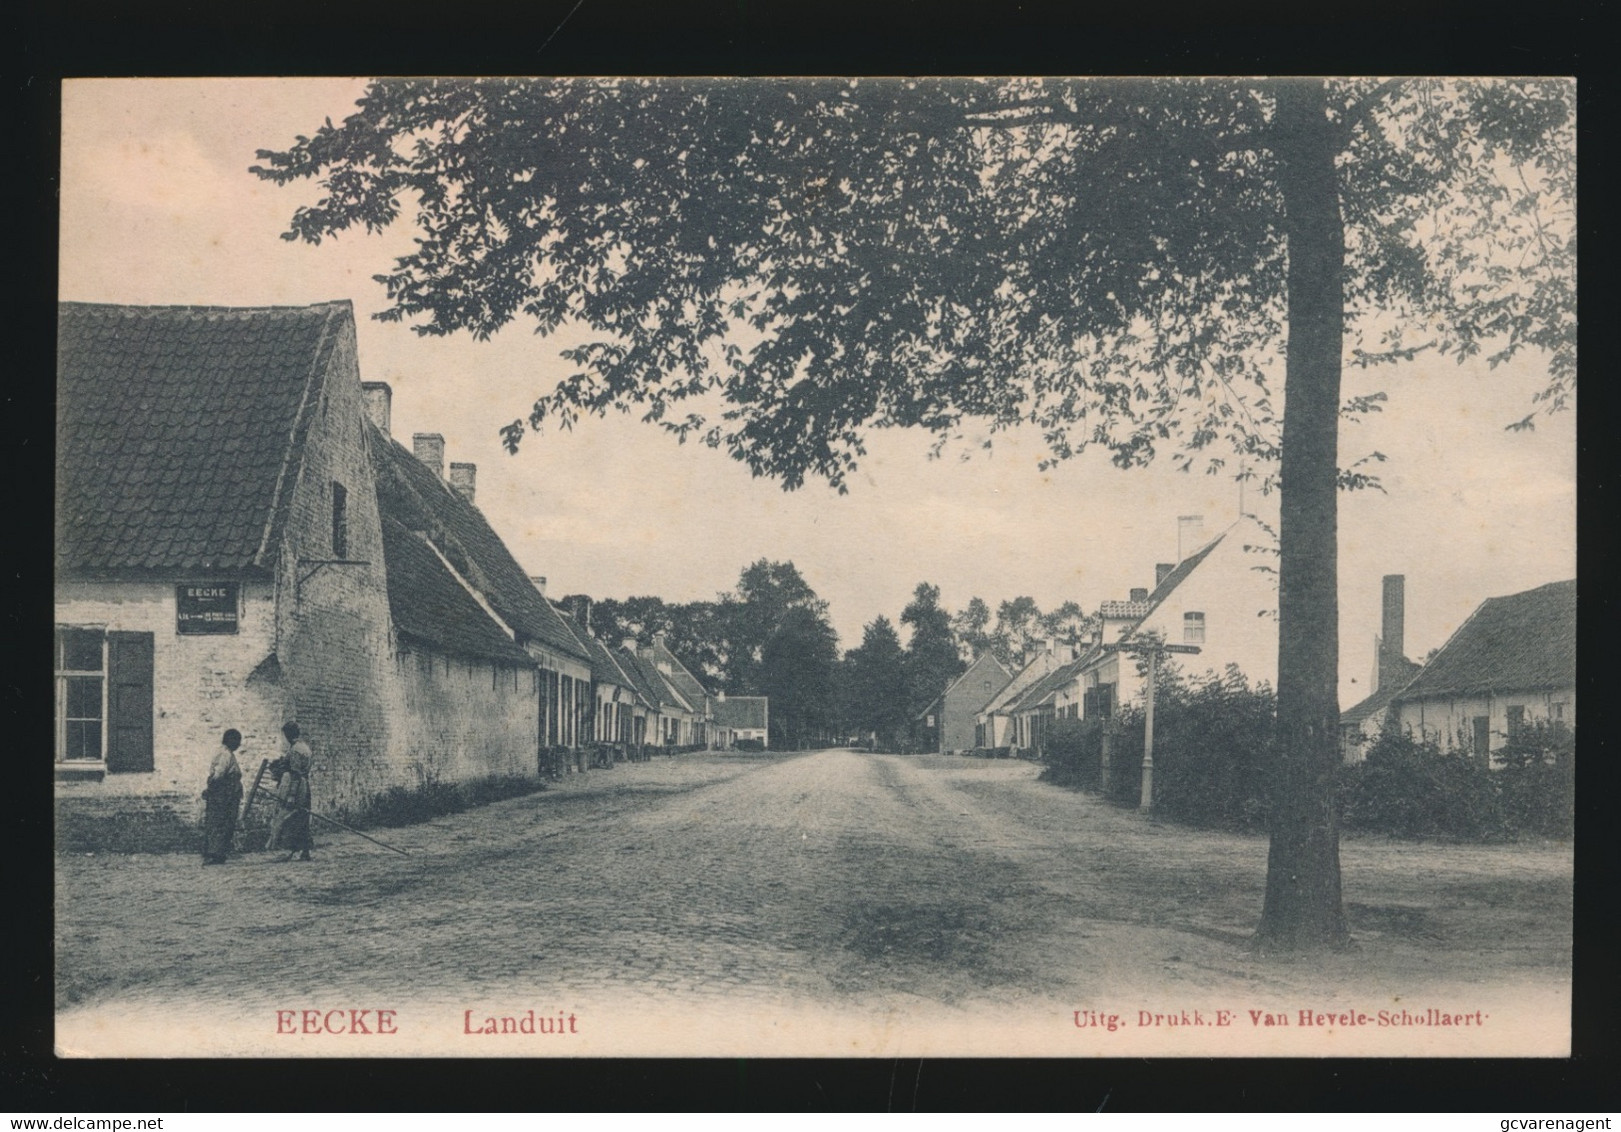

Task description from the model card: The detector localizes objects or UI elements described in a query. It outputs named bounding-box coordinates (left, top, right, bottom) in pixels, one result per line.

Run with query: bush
left=345, top=773, right=546, bottom=830
left=1496, top=722, right=1574, bottom=838
left=1338, top=720, right=1573, bottom=841
left=1145, top=666, right=1277, bottom=830
left=733, top=738, right=766, bottom=751
left=1039, top=717, right=1105, bottom=789
left=1338, top=727, right=1500, bottom=839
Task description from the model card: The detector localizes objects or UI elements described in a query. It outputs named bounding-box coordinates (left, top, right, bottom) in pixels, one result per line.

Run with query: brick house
left=920, top=652, right=1012, bottom=754
left=56, top=301, right=403, bottom=846
left=54, top=301, right=575, bottom=850
left=976, top=640, right=1076, bottom=751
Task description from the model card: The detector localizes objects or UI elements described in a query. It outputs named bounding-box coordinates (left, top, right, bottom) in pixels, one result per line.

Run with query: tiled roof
left=1340, top=657, right=1421, bottom=726
left=368, top=426, right=590, bottom=662
left=650, top=639, right=711, bottom=710
left=1396, top=580, right=1576, bottom=701
left=983, top=649, right=1075, bottom=715
left=1142, top=532, right=1225, bottom=615
left=715, top=696, right=768, bottom=730
left=1010, top=651, right=1096, bottom=713
left=572, top=623, right=655, bottom=708
left=619, top=648, right=689, bottom=713
left=379, top=517, right=533, bottom=666
left=56, top=301, right=350, bottom=574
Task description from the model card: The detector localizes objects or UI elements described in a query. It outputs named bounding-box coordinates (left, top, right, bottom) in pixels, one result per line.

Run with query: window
left=331, top=481, right=349, bottom=558
left=1506, top=705, right=1527, bottom=736
left=1183, top=611, right=1206, bottom=645
left=1472, top=716, right=1490, bottom=759
left=55, top=628, right=106, bottom=762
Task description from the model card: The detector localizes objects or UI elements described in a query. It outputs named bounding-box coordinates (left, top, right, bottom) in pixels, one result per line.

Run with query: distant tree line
left=569, top=564, right=1093, bottom=751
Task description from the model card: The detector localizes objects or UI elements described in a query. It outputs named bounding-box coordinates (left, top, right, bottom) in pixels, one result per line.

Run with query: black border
left=10, top=0, right=1615, bottom=1112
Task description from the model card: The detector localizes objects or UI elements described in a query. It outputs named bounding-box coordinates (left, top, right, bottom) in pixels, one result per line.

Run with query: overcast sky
left=58, top=78, right=1577, bottom=704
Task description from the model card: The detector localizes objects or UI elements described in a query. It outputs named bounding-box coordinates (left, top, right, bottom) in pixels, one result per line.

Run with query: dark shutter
left=106, top=631, right=155, bottom=773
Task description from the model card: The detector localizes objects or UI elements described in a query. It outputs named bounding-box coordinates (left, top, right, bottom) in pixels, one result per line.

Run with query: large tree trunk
left=1254, top=79, right=1351, bottom=952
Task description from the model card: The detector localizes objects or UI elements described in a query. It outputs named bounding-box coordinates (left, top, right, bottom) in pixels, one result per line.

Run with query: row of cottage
left=54, top=300, right=767, bottom=849
left=918, top=513, right=1575, bottom=766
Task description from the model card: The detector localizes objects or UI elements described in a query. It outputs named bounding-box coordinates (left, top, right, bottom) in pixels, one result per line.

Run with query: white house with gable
left=1057, top=514, right=1279, bottom=720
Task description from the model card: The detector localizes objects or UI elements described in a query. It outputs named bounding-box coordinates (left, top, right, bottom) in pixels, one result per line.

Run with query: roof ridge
left=60, top=299, right=355, bottom=316
left=253, top=302, right=344, bottom=568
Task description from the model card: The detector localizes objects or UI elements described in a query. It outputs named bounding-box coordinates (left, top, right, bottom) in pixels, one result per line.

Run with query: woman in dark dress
left=201, top=729, right=244, bottom=865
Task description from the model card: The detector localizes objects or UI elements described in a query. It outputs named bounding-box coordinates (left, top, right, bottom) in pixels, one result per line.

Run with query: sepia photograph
left=53, top=76, right=1575, bottom=1058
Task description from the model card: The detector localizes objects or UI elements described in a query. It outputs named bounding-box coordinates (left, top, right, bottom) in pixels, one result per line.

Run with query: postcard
left=54, top=76, right=1575, bottom=1057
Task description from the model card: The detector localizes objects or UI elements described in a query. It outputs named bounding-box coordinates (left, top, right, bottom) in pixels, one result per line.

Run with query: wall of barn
left=270, top=325, right=397, bottom=816
left=1396, top=688, right=1577, bottom=760
left=389, top=640, right=539, bottom=788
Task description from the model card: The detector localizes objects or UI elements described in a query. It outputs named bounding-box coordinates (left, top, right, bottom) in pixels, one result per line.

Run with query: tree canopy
left=255, top=77, right=1574, bottom=950
left=254, top=78, right=1571, bottom=486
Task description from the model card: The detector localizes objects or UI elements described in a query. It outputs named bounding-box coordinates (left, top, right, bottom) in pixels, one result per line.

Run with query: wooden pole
left=238, top=759, right=270, bottom=828
left=250, top=782, right=410, bottom=856
left=1140, top=649, right=1157, bottom=810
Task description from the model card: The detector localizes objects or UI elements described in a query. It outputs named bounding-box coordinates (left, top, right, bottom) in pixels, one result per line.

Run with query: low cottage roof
left=573, top=625, right=655, bottom=708
left=1396, top=580, right=1576, bottom=701
left=1010, top=650, right=1099, bottom=713
left=620, top=648, right=692, bottom=714
left=1339, top=656, right=1422, bottom=727
left=56, top=301, right=352, bottom=574
left=715, top=696, right=769, bottom=730
left=650, top=638, right=712, bottom=711
left=380, top=517, right=533, bottom=666
left=369, top=426, right=590, bottom=662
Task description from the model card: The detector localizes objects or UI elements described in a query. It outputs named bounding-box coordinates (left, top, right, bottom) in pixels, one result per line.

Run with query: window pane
left=65, top=675, right=103, bottom=719
left=59, top=629, right=104, bottom=672
left=65, top=719, right=102, bottom=761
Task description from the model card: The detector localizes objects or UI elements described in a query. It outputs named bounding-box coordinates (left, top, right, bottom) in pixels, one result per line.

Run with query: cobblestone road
left=56, top=750, right=1572, bottom=1055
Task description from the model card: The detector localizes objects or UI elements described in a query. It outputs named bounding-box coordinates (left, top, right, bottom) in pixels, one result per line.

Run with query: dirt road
left=55, top=749, right=1572, bottom=1055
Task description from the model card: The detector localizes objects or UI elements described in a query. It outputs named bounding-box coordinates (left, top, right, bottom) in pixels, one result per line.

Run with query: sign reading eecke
left=175, top=583, right=239, bottom=634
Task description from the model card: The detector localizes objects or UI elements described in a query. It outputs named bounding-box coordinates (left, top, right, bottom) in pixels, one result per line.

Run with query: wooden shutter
left=106, top=631, right=155, bottom=773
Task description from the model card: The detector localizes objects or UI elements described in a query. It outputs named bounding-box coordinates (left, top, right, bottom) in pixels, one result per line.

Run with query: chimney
left=530, top=575, right=547, bottom=598
left=569, top=595, right=593, bottom=634
left=1155, top=562, right=1174, bottom=586
left=1177, top=514, right=1205, bottom=561
left=448, top=462, right=476, bottom=504
left=413, top=433, right=445, bottom=479
left=361, top=381, right=392, bottom=436
left=1129, top=587, right=1149, bottom=604
left=653, top=630, right=669, bottom=650
left=1377, top=574, right=1406, bottom=691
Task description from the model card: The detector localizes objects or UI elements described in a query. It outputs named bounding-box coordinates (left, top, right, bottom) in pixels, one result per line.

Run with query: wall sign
left=176, top=583, right=239, bottom=635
